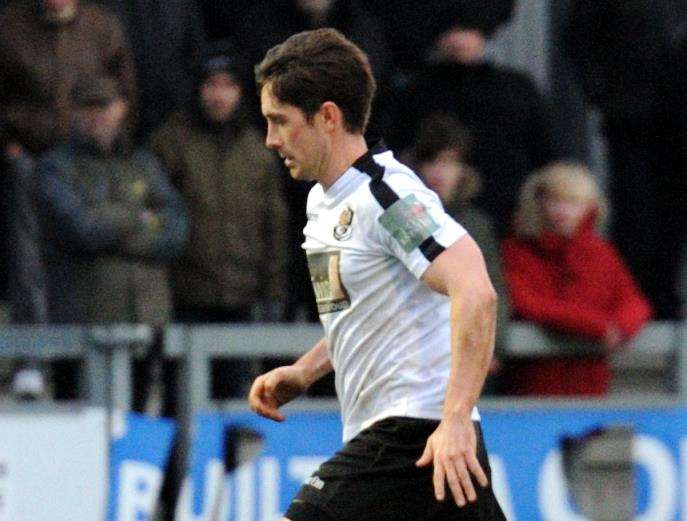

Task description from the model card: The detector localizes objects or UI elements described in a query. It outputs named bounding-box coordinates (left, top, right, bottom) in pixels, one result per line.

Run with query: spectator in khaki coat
left=150, top=43, right=287, bottom=397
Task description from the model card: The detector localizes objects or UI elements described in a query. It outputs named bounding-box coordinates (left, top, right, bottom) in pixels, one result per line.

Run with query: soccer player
left=248, top=28, right=505, bottom=521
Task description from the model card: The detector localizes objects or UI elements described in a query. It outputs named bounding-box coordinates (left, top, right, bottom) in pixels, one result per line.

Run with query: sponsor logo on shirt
left=307, top=250, right=351, bottom=314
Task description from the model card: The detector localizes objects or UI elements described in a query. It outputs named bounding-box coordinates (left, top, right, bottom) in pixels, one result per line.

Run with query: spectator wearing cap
left=150, top=43, right=287, bottom=397
left=392, top=1, right=560, bottom=237
left=32, top=76, right=187, bottom=400
left=35, top=75, right=188, bottom=328
left=36, top=77, right=188, bottom=324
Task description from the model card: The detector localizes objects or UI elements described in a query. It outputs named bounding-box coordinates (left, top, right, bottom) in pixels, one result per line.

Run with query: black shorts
left=285, top=416, right=506, bottom=521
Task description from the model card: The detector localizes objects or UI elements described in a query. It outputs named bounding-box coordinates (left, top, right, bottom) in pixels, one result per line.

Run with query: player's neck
left=318, top=133, right=368, bottom=191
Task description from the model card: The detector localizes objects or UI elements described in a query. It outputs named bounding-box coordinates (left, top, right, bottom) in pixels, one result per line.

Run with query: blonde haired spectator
left=502, top=162, right=652, bottom=396
left=513, top=163, right=608, bottom=239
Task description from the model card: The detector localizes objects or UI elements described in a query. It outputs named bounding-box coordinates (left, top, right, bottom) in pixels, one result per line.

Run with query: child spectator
left=502, top=162, right=652, bottom=396
left=409, top=113, right=509, bottom=393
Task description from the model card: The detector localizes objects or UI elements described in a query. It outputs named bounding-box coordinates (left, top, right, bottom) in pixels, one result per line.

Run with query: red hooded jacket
left=501, top=215, right=652, bottom=395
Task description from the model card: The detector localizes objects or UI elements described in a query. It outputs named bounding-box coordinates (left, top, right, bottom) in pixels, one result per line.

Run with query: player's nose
left=265, top=125, right=281, bottom=150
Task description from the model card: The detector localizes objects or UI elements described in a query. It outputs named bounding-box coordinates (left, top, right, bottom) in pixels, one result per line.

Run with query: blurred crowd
left=0, top=0, right=686, bottom=400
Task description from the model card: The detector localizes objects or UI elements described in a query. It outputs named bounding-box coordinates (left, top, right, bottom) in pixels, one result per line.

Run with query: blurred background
left=0, top=0, right=686, bottom=519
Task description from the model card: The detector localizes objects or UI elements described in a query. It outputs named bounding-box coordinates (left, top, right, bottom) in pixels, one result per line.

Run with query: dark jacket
left=396, top=61, right=558, bottom=235
left=35, top=138, right=188, bottom=324
left=564, top=0, right=685, bottom=125
left=150, top=110, right=286, bottom=311
left=0, top=1, right=137, bottom=154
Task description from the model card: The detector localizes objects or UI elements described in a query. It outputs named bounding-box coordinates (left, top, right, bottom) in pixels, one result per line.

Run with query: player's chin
left=288, top=166, right=306, bottom=181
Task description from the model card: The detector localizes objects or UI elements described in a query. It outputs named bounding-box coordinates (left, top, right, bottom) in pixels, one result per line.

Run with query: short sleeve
left=369, top=169, right=466, bottom=279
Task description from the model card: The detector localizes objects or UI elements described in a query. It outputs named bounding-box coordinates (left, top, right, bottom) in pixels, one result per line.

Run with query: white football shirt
left=303, top=143, right=480, bottom=442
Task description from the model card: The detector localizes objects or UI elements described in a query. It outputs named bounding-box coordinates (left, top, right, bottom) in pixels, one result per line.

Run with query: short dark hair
left=413, top=113, right=472, bottom=163
left=255, top=28, right=376, bottom=134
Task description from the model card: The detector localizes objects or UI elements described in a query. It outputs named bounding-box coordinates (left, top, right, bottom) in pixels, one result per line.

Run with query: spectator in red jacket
left=501, top=162, right=652, bottom=396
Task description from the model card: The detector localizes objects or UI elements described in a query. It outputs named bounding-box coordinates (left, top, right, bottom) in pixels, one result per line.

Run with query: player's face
left=261, top=84, right=327, bottom=182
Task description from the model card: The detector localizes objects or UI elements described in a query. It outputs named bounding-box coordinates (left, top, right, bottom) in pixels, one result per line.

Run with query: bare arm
left=248, top=337, right=332, bottom=422
left=292, top=337, right=333, bottom=382
left=417, top=234, right=497, bottom=506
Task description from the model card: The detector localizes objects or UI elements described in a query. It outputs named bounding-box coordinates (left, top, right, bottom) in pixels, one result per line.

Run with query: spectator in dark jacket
left=394, top=3, right=559, bottom=237
left=564, top=0, right=687, bottom=319
left=33, top=76, right=187, bottom=402
left=501, top=163, right=652, bottom=396
left=35, top=76, right=188, bottom=325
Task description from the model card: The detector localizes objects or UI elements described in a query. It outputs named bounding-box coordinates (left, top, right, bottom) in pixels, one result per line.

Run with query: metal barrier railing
left=0, top=324, right=153, bottom=410
left=162, top=321, right=687, bottom=474
left=506, top=321, right=687, bottom=396
left=0, top=321, right=681, bottom=403
left=0, top=320, right=683, bottom=416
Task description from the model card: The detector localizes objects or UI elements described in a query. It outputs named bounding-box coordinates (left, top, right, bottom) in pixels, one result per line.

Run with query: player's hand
left=415, top=415, right=488, bottom=507
left=248, top=365, right=309, bottom=422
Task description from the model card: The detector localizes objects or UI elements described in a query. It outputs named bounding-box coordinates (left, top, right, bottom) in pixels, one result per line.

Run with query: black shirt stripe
left=419, top=236, right=446, bottom=262
left=354, top=141, right=446, bottom=262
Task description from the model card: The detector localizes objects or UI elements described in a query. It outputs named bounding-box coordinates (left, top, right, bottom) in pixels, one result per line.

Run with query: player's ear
left=319, top=101, right=341, bottom=132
